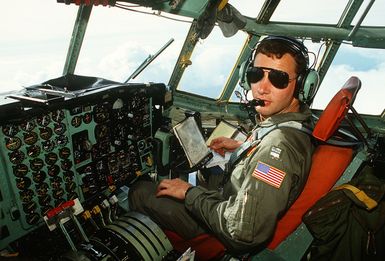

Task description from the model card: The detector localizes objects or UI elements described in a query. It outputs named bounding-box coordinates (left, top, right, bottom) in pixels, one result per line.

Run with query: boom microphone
left=249, top=99, right=265, bottom=107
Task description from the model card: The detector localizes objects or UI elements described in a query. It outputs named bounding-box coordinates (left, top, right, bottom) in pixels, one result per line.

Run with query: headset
left=239, top=35, right=320, bottom=105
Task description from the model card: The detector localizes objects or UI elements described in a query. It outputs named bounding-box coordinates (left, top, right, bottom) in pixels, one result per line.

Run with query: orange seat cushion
left=267, top=145, right=353, bottom=249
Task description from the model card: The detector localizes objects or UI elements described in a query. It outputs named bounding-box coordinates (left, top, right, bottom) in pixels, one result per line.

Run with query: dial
left=59, top=147, right=71, bottom=159
left=23, top=131, right=38, bottom=145
left=29, top=158, right=44, bottom=171
left=39, top=127, right=53, bottom=140
left=5, top=137, right=22, bottom=151
left=71, top=116, right=82, bottom=127
left=52, top=188, right=65, bottom=199
left=48, top=164, right=60, bottom=177
left=93, top=104, right=110, bottom=123
left=26, top=213, right=40, bottom=225
left=37, top=114, right=51, bottom=127
left=56, top=135, right=68, bottom=146
left=36, top=182, right=49, bottom=196
left=45, top=152, right=58, bottom=165
left=13, top=164, right=28, bottom=177
left=9, top=150, right=25, bottom=164
left=42, top=140, right=55, bottom=152
left=20, top=120, right=36, bottom=132
left=38, top=194, right=51, bottom=206
left=27, top=145, right=41, bottom=157
left=32, top=170, right=46, bottom=183
left=20, top=189, right=34, bottom=203
left=16, top=177, right=32, bottom=190
left=83, top=112, right=92, bottom=124
left=53, top=122, right=66, bottom=135
left=52, top=109, right=65, bottom=122
left=2, top=124, right=19, bottom=137
left=60, top=159, right=73, bottom=171
left=50, top=176, right=62, bottom=190
left=23, top=201, right=37, bottom=213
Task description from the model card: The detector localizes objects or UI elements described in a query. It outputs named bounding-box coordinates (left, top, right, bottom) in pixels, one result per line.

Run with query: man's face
left=250, top=52, right=300, bottom=119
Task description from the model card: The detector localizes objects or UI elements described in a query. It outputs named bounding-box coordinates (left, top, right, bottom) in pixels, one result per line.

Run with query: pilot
left=129, top=35, right=317, bottom=255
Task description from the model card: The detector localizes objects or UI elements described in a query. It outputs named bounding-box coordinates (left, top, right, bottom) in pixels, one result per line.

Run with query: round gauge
left=9, top=150, right=25, bottom=164
left=20, top=120, right=36, bottom=132
left=2, top=124, right=19, bottom=137
left=26, top=213, right=40, bottom=225
left=65, top=181, right=76, bottom=192
left=83, top=112, right=93, bottom=124
left=53, top=122, right=66, bottom=135
left=45, top=152, right=58, bottom=165
left=52, top=188, right=64, bottom=199
left=67, top=192, right=78, bottom=201
left=23, top=201, right=37, bottom=213
left=27, top=145, right=41, bottom=158
left=50, top=176, right=62, bottom=190
left=23, top=131, right=38, bottom=145
left=32, top=170, right=46, bottom=183
left=5, top=137, right=22, bottom=151
left=36, top=182, right=49, bottom=197
left=16, top=177, right=32, bottom=190
left=60, top=159, right=73, bottom=171
left=39, top=127, right=53, bottom=140
left=41, top=205, right=53, bottom=216
left=59, top=147, right=71, bottom=159
left=56, top=135, right=68, bottom=146
left=29, top=158, right=44, bottom=171
left=38, top=194, right=51, bottom=206
left=13, top=164, right=28, bottom=177
left=93, top=104, right=110, bottom=123
left=63, top=171, right=74, bottom=182
left=95, top=124, right=109, bottom=140
left=36, top=114, right=51, bottom=127
left=19, top=189, right=34, bottom=203
left=42, top=140, right=55, bottom=152
left=52, top=109, right=65, bottom=122
left=71, top=116, right=82, bottom=127
left=48, top=164, right=60, bottom=177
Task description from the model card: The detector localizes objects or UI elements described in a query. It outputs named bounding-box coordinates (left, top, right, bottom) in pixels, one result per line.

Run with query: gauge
left=82, top=112, right=93, bottom=124
left=37, top=114, right=51, bottom=127
left=36, top=182, right=49, bottom=196
left=71, top=116, right=82, bottom=127
left=65, top=181, right=76, bottom=192
left=16, top=177, right=32, bottom=190
left=48, top=164, right=60, bottom=177
left=61, top=159, right=73, bottom=171
left=38, top=194, right=51, bottom=206
left=42, top=140, right=55, bottom=152
left=70, top=106, right=82, bottom=115
left=9, top=150, right=25, bottom=164
left=27, top=145, right=41, bottom=157
left=20, top=189, right=34, bottom=203
left=5, top=137, right=22, bottom=151
left=30, top=158, right=44, bottom=171
left=32, top=170, right=46, bottom=183
left=93, top=104, right=110, bottom=123
left=20, top=120, right=36, bottom=132
left=52, top=109, right=65, bottom=122
left=56, top=135, right=68, bottom=146
left=13, top=164, right=28, bottom=177
left=23, top=201, right=37, bottom=213
left=59, top=147, right=71, bottom=159
left=39, top=127, right=53, bottom=140
left=95, top=124, right=109, bottom=140
left=41, top=205, right=53, bottom=216
left=26, top=213, right=40, bottom=225
left=45, top=152, right=58, bottom=165
left=53, top=122, right=66, bottom=135
left=23, top=131, right=38, bottom=145
left=67, top=192, right=78, bottom=201
left=52, top=188, right=64, bottom=199
left=50, top=176, right=62, bottom=190
left=2, top=124, right=19, bottom=137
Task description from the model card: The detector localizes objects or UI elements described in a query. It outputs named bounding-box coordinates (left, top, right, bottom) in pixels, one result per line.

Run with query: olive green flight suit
left=129, top=104, right=315, bottom=255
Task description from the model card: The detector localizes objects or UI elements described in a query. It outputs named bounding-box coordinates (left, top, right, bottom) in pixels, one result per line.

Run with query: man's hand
left=209, top=136, right=243, bottom=156
left=156, top=178, right=192, bottom=200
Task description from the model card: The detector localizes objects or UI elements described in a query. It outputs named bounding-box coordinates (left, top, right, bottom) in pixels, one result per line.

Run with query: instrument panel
left=0, top=81, right=166, bottom=250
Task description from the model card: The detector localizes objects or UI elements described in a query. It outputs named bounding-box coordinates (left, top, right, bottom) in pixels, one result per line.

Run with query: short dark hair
left=255, top=37, right=308, bottom=75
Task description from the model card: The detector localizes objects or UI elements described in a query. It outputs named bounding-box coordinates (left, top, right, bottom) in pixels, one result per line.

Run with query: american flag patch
left=252, top=161, right=286, bottom=188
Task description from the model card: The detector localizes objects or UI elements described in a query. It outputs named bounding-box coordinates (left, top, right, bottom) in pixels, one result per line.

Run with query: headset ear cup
left=239, top=60, right=251, bottom=90
left=298, top=69, right=320, bottom=104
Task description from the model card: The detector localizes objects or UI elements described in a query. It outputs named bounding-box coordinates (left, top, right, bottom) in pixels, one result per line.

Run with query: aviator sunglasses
left=246, top=66, right=296, bottom=89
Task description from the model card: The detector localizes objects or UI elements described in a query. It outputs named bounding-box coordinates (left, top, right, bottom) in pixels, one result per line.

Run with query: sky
left=1, top=0, right=385, bottom=115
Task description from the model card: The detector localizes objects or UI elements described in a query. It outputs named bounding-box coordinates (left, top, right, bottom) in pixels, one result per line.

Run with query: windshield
left=1, top=1, right=384, bottom=116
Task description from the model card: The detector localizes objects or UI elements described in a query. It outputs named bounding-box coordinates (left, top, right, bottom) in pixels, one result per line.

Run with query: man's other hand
left=156, top=178, right=192, bottom=200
